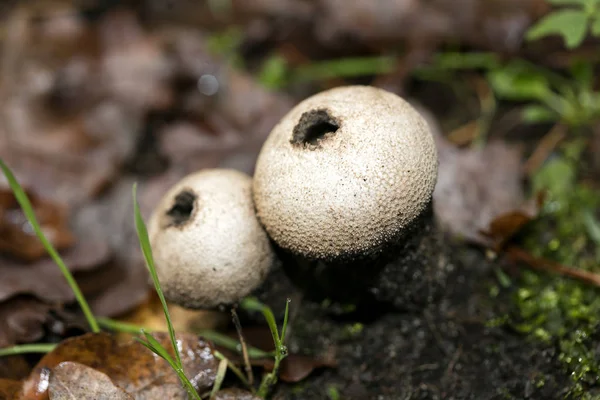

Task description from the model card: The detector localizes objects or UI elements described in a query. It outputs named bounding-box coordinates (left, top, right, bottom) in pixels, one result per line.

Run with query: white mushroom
left=253, top=85, right=438, bottom=262
left=148, top=169, right=274, bottom=309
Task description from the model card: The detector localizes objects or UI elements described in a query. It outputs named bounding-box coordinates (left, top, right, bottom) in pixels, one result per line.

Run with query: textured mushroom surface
left=253, top=85, right=438, bottom=261
left=148, top=169, right=274, bottom=309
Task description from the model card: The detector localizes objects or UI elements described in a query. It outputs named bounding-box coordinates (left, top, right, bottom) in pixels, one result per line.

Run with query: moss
left=500, top=141, right=600, bottom=398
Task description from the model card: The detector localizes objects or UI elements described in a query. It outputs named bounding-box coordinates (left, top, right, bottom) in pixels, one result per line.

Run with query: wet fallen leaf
left=22, top=332, right=218, bottom=400
left=0, top=378, right=22, bottom=399
left=0, top=188, right=74, bottom=262
left=48, top=362, right=133, bottom=400
left=0, top=353, right=31, bottom=380
left=212, top=388, right=261, bottom=400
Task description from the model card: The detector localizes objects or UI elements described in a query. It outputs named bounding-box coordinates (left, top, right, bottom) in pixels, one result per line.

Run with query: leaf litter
left=0, top=0, right=599, bottom=398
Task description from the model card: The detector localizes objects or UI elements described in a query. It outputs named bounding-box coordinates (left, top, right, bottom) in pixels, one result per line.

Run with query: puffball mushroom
left=148, top=169, right=275, bottom=309
left=253, top=85, right=448, bottom=307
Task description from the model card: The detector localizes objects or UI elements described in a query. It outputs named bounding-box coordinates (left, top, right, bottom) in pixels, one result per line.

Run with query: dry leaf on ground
left=48, top=362, right=133, bottom=400
left=22, top=332, right=218, bottom=400
left=0, top=188, right=73, bottom=262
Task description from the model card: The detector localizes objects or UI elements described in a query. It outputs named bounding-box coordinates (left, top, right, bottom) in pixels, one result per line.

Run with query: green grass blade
left=97, top=317, right=149, bottom=334
left=142, top=331, right=176, bottom=364
left=198, top=329, right=273, bottom=359
left=132, top=183, right=182, bottom=367
left=214, top=350, right=251, bottom=389
left=210, top=358, right=228, bottom=399
left=0, top=159, right=99, bottom=333
left=240, top=297, right=280, bottom=346
left=280, top=298, right=291, bottom=341
left=0, top=343, right=57, bottom=356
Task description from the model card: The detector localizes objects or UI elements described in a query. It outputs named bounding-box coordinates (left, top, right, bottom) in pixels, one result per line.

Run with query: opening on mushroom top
left=291, top=109, right=339, bottom=146
left=165, top=190, right=196, bottom=227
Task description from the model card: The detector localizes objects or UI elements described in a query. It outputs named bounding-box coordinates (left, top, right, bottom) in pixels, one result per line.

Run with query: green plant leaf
left=569, top=60, right=594, bottom=89
left=526, top=10, right=589, bottom=49
left=292, top=56, right=396, bottom=83
left=583, top=210, right=600, bottom=245
left=258, top=55, right=289, bottom=90
left=521, top=104, right=558, bottom=123
left=487, top=62, right=551, bottom=101
left=240, top=297, right=280, bottom=345
left=591, top=15, right=600, bottom=36
left=430, top=52, right=500, bottom=70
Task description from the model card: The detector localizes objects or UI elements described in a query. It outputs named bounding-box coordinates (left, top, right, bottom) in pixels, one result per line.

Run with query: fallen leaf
left=0, top=239, right=111, bottom=304
left=0, top=296, right=50, bottom=347
left=22, top=332, right=218, bottom=400
left=116, top=292, right=227, bottom=336
left=0, top=378, right=22, bottom=399
left=480, top=195, right=542, bottom=250
left=48, top=362, right=133, bottom=400
left=212, top=388, right=261, bottom=400
left=0, top=188, right=74, bottom=262
left=433, top=137, right=526, bottom=245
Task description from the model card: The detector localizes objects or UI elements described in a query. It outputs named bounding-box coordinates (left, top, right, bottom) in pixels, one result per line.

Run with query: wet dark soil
left=256, top=245, right=570, bottom=400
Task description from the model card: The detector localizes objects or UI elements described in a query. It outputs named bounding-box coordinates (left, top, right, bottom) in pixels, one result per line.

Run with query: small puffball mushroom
left=148, top=169, right=274, bottom=309
left=253, top=86, right=447, bottom=308
left=253, top=85, right=438, bottom=261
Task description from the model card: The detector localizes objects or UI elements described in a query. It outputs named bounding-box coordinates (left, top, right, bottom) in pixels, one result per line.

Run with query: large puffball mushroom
left=253, top=86, right=448, bottom=307
left=148, top=169, right=275, bottom=309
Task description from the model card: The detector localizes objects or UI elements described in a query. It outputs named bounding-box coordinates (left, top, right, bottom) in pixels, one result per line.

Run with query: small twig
left=506, top=246, right=600, bottom=288
left=523, top=123, right=567, bottom=176
left=231, top=308, right=254, bottom=385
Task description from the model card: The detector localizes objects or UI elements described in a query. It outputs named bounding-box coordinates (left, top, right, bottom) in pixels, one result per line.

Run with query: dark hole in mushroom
left=166, top=190, right=196, bottom=227
left=291, top=109, right=339, bottom=146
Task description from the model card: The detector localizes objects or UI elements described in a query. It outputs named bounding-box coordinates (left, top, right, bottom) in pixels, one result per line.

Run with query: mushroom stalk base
left=273, top=204, right=451, bottom=310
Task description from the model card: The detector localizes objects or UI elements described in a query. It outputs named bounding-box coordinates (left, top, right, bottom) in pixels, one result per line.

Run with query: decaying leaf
left=0, top=378, right=22, bottom=399
left=0, top=296, right=50, bottom=348
left=48, top=362, right=133, bottom=400
left=0, top=239, right=111, bottom=304
left=433, top=137, right=526, bottom=245
left=116, top=292, right=227, bottom=336
left=0, top=188, right=74, bottom=261
left=22, top=332, right=218, bottom=400
left=212, top=388, right=261, bottom=400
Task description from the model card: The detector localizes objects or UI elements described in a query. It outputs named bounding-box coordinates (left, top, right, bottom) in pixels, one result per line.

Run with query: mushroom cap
left=253, top=85, right=438, bottom=261
left=148, top=169, right=274, bottom=309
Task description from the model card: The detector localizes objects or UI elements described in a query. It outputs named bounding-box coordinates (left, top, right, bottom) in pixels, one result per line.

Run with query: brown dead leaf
left=0, top=378, right=22, bottom=399
left=480, top=194, right=542, bottom=251
left=0, top=296, right=50, bottom=348
left=22, top=332, right=218, bottom=400
left=212, top=388, right=261, bottom=400
left=0, top=238, right=111, bottom=304
left=48, top=361, right=133, bottom=400
left=0, top=188, right=74, bottom=262
left=116, top=292, right=227, bottom=336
